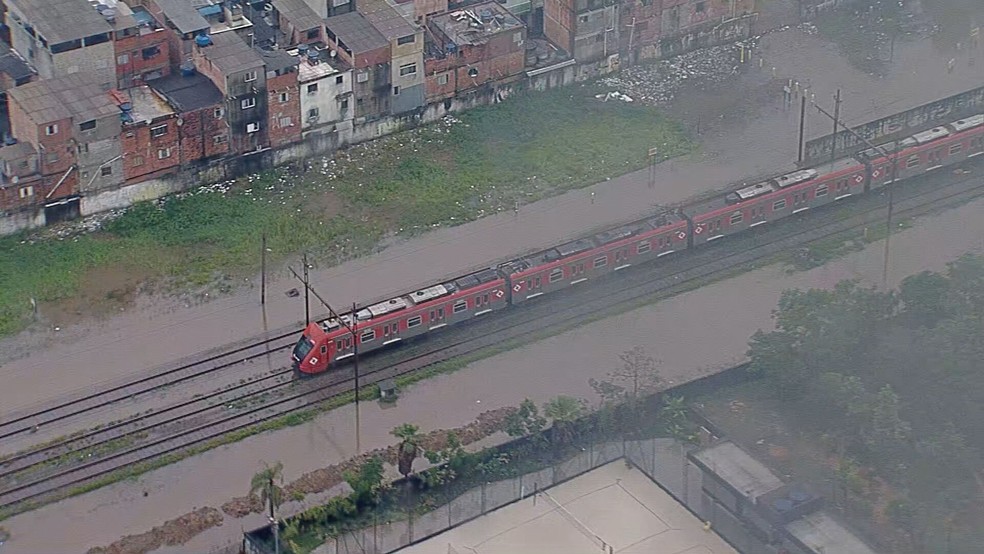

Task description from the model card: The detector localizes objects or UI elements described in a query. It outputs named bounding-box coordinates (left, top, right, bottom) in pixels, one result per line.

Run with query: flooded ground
left=3, top=185, right=983, bottom=553
left=2, top=26, right=982, bottom=421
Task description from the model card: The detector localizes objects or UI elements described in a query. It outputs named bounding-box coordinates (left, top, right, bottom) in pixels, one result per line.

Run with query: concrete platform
left=399, top=461, right=737, bottom=554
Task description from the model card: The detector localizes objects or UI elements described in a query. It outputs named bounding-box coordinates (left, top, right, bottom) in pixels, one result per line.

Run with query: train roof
left=773, top=168, right=818, bottom=188
left=911, top=126, right=950, bottom=144
left=950, top=114, right=984, bottom=132
left=732, top=181, right=775, bottom=201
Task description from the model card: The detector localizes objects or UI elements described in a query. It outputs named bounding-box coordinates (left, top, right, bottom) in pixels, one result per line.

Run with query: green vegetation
left=0, top=87, right=691, bottom=338
left=743, top=256, right=984, bottom=552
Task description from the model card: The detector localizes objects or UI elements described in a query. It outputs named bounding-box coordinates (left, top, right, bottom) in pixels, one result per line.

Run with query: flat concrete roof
left=272, top=0, right=323, bottom=32
left=7, top=0, right=113, bottom=44
left=199, top=31, right=265, bottom=74
left=357, top=0, right=417, bottom=41
left=156, top=0, right=210, bottom=35
left=690, top=441, right=785, bottom=501
left=150, top=72, right=223, bottom=112
left=429, top=3, right=524, bottom=46
left=325, top=11, right=389, bottom=54
left=123, top=86, right=176, bottom=125
left=786, top=512, right=879, bottom=554
left=400, top=461, right=738, bottom=554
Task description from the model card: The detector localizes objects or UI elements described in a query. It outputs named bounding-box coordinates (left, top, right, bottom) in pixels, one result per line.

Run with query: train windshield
left=293, top=336, right=314, bottom=360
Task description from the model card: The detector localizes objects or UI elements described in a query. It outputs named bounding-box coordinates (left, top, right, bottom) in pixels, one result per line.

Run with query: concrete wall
left=0, top=204, right=44, bottom=235
left=300, top=69, right=354, bottom=130
left=80, top=173, right=188, bottom=215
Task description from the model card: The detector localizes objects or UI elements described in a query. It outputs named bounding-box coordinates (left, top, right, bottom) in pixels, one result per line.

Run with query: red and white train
left=292, top=112, right=984, bottom=375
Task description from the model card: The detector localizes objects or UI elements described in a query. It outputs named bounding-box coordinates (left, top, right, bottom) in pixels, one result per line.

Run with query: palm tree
left=250, top=461, right=285, bottom=519
left=543, top=396, right=585, bottom=446
left=391, top=423, right=422, bottom=478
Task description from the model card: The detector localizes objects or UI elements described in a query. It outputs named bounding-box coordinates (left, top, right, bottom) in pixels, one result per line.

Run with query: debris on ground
left=86, top=507, right=223, bottom=554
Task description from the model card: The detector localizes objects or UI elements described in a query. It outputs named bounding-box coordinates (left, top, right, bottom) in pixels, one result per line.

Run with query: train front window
left=293, top=336, right=314, bottom=360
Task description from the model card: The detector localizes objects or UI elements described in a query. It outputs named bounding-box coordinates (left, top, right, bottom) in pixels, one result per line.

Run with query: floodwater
left=2, top=27, right=983, bottom=420
left=3, top=187, right=984, bottom=554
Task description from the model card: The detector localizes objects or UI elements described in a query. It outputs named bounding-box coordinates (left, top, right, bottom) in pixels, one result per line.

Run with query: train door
left=927, top=147, right=946, bottom=170
left=969, top=135, right=983, bottom=158
left=382, top=321, right=400, bottom=345
left=429, top=306, right=447, bottom=330
left=614, top=248, right=630, bottom=270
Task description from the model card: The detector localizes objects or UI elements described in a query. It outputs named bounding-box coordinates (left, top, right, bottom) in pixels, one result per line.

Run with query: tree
left=505, top=399, right=547, bottom=445
left=899, top=270, right=950, bottom=325
left=391, top=423, right=422, bottom=479
left=747, top=329, right=810, bottom=400
left=423, top=431, right=470, bottom=488
left=343, top=456, right=386, bottom=508
left=250, top=461, right=285, bottom=519
left=659, top=395, right=696, bottom=443
left=543, top=395, right=586, bottom=445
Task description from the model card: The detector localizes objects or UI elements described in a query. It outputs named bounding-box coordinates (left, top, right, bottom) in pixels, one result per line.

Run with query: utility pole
left=287, top=265, right=363, bottom=454
left=798, top=94, right=807, bottom=163
left=261, top=233, right=267, bottom=306
left=830, top=89, right=842, bottom=165
left=302, top=253, right=310, bottom=325
left=269, top=475, right=280, bottom=554
left=353, top=301, right=361, bottom=455
left=647, top=147, right=659, bottom=189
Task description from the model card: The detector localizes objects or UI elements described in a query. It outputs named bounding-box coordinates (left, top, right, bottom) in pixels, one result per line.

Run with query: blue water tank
left=195, top=34, right=212, bottom=47
left=307, top=49, right=319, bottom=61
left=180, top=61, right=196, bottom=76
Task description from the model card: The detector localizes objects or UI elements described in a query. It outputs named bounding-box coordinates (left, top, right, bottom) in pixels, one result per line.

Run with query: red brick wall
left=544, top=0, right=574, bottom=52
left=266, top=71, right=301, bottom=148
left=424, top=57, right=455, bottom=103
left=0, top=174, right=44, bottom=211
left=115, top=30, right=171, bottom=87
left=177, top=105, right=230, bottom=163
left=120, top=115, right=180, bottom=182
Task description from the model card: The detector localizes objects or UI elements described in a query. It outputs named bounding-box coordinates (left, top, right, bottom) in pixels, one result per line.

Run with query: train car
left=499, top=211, right=688, bottom=304
left=293, top=267, right=507, bottom=375
left=861, top=114, right=984, bottom=190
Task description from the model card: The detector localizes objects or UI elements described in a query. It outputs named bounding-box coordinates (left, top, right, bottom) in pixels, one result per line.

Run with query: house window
left=357, top=72, right=369, bottom=83
left=45, top=124, right=58, bottom=136
left=407, top=315, right=422, bottom=328
left=241, top=97, right=256, bottom=109
left=360, top=329, right=375, bottom=343
left=141, top=46, right=160, bottom=59
left=815, top=184, right=828, bottom=197
left=307, top=83, right=318, bottom=94
left=308, top=107, right=320, bottom=119
left=549, top=268, right=564, bottom=283
left=279, top=116, right=292, bottom=127
left=79, top=120, right=96, bottom=131
left=399, top=63, right=417, bottom=76
left=453, top=299, right=467, bottom=313
left=132, top=155, right=144, bottom=166
left=117, top=53, right=129, bottom=65
left=244, top=70, right=257, bottom=82
left=594, top=255, right=608, bottom=268
left=773, top=198, right=786, bottom=211
left=214, top=108, right=224, bottom=119
left=335, top=75, right=343, bottom=84
left=213, top=134, right=228, bottom=144
left=157, top=148, right=171, bottom=159
left=393, top=85, right=400, bottom=96
left=18, top=185, right=33, bottom=198
left=101, top=165, right=112, bottom=176
left=307, top=28, right=320, bottom=40
left=437, top=73, right=449, bottom=85
left=279, top=92, right=289, bottom=103
left=246, top=122, right=260, bottom=133
left=397, top=34, right=415, bottom=45
left=729, top=211, right=743, bottom=225
left=636, top=240, right=651, bottom=255
left=47, top=152, right=59, bottom=164
left=340, top=99, right=349, bottom=109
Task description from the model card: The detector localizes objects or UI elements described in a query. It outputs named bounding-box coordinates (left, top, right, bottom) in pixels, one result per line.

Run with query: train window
left=637, top=240, right=651, bottom=254
left=729, top=211, right=743, bottom=225
left=429, top=310, right=435, bottom=320
left=361, top=329, right=375, bottom=343
left=949, top=143, right=963, bottom=155
left=407, top=316, right=422, bottom=328
left=906, top=155, right=920, bottom=168
left=336, top=340, right=343, bottom=351
left=815, top=185, right=828, bottom=197
left=484, top=293, right=490, bottom=304
left=549, top=268, right=564, bottom=283
left=837, top=179, right=847, bottom=191
left=384, top=325, right=390, bottom=337
left=453, top=299, right=467, bottom=313
left=773, top=198, right=786, bottom=211
left=321, top=345, right=328, bottom=354
left=535, top=277, right=542, bottom=288
left=438, top=307, right=444, bottom=318
left=594, top=255, right=607, bottom=268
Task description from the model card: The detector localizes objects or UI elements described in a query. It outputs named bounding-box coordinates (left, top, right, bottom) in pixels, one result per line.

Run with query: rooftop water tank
left=297, top=43, right=309, bottom=56
left=180, top=61, right=196, bottom=76
left=195, top=34, right=212, bottom=47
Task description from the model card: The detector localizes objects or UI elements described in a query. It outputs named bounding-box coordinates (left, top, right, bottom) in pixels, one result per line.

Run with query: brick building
left=113, top=3, right=171, bottom=88
left=116, top=86, right=180, bottom=183
left=150, top=70, right=230, bottom=163
left=6, top=73, right=122, bottom=220
left=259, top=48, right=301, bottom=149
left=0, top=141, right=42, bottom=212
left=424, top=3, right=527, bottom=103
left=357, top=0, right=425, bottom=115
left=270, top=0, right=325, bottom=46
left=145, top=0, right=211, bottom=69
left=544, top=0, right=618, bottom=63
left=193, top=31, right=268, bottom=155
left=324, top=11, right=391, bottom=121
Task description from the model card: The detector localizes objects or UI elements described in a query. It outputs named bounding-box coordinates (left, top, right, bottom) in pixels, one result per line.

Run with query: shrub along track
left=2, top=163, right=983, bottom=516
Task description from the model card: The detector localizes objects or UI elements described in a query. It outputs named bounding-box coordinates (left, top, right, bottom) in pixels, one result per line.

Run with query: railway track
left=2, top=165, right=983, bottom=514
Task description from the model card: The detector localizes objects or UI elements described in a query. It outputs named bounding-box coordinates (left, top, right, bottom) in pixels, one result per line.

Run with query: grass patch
left=1, top=87, right=691, bottom=338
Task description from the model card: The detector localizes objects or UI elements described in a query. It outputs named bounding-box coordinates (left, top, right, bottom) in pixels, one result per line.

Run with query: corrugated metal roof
left=259, top=48, right=299, bottom=74
left=325, top=11, right=389, bottom=54
left=150, top=72, right=223, bottom=112
left=200, top=32, right=266, bottom=74
left=271, top=0, right=323, bottom=32
left=356, top=0, right=417, bottom=41
left=156, top=0, right=210, bottom=35
left=8, top=0, right=112, bottom=44
left=8, top=73, right=118, bottom=124
left=0, top=42, right=34, bottom=83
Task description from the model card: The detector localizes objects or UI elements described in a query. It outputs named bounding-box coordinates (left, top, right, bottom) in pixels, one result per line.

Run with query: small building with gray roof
left=356, top=0, right=424, bottom=114
left=4, top=0, right=116, bottom=87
